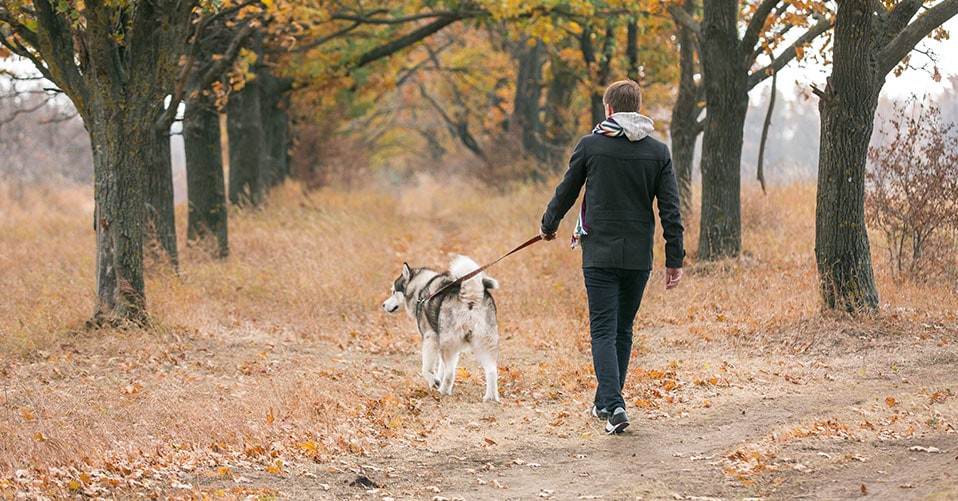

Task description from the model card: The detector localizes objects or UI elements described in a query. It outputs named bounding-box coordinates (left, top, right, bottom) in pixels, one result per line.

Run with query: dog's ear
left=402, top=262, right=412, bottom=279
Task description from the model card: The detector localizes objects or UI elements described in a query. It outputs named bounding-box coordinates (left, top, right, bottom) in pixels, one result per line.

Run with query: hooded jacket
left=540, top=112, right=685, bottom=270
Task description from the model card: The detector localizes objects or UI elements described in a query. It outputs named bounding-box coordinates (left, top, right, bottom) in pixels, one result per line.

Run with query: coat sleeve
left=655, top=155, right=686, bottom=268
left=540, top=138, right=588, bottom=235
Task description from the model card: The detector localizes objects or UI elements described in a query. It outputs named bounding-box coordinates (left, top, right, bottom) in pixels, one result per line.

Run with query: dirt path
left=190, top=322, right=958, bottom=500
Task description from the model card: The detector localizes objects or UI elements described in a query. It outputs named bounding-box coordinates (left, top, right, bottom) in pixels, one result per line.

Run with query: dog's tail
left=449, top=254, right=498, bottom=303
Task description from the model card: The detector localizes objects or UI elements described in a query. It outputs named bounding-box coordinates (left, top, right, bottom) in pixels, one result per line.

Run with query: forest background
left=2, top=0, right=958, bottom=499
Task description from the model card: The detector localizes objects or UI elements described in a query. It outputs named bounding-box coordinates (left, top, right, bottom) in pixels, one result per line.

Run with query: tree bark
left=259, top=69, right=293, bottom=188
left=669, top=0, right=703, bottom=217
left=227, top=77, right=267, bottom=207
left=145, top=109, right=179, bottom=270
left=184, top=91, right=229, bottom=258
left=697, top=0, right=748, bottom=260
left=580, top=21, right=617, bottom=126
left=90, top=102, right=151, bottom=324
left=814, top=0, right=885, bottom=312
left=813, top=0, right=958, bottom=312
left=541, top=54, right=578, bottom=167
left=513, top=37, right=545, bottom=159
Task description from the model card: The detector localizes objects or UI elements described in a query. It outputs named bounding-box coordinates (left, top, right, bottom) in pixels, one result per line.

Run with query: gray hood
left=610, top=112, right=654, bottom=141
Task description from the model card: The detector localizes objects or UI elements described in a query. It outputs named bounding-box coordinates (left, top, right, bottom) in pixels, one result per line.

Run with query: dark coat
left=540, top=132, right=685, bottom=270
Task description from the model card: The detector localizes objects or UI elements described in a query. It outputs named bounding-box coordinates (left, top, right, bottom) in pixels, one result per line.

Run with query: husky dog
left=382, top=255, right=500, bottom=402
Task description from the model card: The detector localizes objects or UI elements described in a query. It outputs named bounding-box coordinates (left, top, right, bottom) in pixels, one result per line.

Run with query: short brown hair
left=603, top=80, right=642, bottom=113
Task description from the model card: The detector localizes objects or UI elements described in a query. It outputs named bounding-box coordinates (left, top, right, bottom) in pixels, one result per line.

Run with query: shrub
left=865, top=96, right=958, bottom=283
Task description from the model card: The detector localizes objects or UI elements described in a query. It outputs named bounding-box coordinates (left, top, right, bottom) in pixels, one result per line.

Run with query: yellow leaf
left=266, top=408, right=275, bottom=424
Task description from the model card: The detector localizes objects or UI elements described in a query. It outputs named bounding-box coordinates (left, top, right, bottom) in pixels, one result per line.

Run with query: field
left=1, top=179, right=956, bottom=500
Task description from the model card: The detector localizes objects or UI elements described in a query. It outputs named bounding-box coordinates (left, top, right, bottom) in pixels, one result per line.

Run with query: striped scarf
left=592, top=117, right=625, bottom=137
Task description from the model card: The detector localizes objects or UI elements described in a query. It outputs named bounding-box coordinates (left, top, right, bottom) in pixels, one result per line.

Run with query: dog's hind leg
left=475, top=346, right=500, bottom=402
left=437, top=347, right=460, bottom=396
left=421, top=332, right=441, bottom=389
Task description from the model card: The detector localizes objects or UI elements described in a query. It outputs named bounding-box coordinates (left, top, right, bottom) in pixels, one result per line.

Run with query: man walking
left=539, top=79, right=685, bottom=434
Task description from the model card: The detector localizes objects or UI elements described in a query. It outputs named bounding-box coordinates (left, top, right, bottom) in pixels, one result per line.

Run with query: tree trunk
left=670, top=0, right=702, bottom=217
left=580, top=22, right=616, bottom=126
left=814, top=0, right=881, bottom=312
left=227, top=78, right=267, bottom=206
left=513, top=37, right=545, bottom=160
left=184, top=92, right=229, bottom=258
left=541, top=55, right=578, bottom=168
left=145, top=112, right=179, bottom=270
left=698, top=0, right=748, bottom=260
left=626, top=21, right=639, bottom=82
left=89, top=102, right=151, bottom=324
left=259, top=69, right=292, bottom=188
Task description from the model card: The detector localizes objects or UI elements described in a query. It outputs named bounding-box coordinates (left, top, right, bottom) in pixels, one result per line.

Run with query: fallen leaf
left=861, top=484, right=868, bottom=494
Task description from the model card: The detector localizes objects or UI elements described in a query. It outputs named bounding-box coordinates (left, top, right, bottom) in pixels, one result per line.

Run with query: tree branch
left=290, top=21, right=362, bottom=53
left=742, top=0, right=784, bottom=54
left=667, top=3, right=702, bottom=37
left=747, top=16, right=832, bottom=90
left=31, top=0, right=86, bottom=99
left=355, top=12, right=476, bottom=68
left=877, top=0, right=958, bottom=77
left=331, top=9, right=467, bottom=25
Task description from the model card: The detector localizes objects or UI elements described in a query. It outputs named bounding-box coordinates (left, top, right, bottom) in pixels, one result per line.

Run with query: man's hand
left=665, top=267, right=683, bottom=290
left=539, top=230, right=557, bottom=241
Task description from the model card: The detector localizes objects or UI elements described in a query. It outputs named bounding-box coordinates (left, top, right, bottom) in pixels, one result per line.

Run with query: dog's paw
left=483, top=394, right=501, bottom=403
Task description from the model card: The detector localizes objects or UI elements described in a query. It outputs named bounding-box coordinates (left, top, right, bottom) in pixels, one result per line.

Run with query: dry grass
left=0, top=178, right=955, bottom=498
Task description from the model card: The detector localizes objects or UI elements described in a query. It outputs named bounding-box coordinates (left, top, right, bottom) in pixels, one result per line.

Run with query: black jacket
left=541, top=130, right=685, bottom=270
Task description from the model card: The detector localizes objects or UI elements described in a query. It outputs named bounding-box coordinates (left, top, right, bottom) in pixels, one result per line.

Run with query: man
left=539, top=79, right=685, bottom=435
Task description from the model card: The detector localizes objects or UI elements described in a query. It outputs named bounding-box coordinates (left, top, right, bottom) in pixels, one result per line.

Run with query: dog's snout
left=383, top=297, right=400, bottom=313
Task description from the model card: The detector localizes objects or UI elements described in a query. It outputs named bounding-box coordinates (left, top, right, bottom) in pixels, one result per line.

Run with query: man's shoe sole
left=605, top=420, right=630, bottom=435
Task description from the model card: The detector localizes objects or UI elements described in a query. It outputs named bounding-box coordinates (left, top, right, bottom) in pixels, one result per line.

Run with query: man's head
left=603, top=80, right=642, bottom=115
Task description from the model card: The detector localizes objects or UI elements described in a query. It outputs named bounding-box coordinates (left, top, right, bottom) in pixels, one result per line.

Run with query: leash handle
left=419, top=235, right=542, bottom=303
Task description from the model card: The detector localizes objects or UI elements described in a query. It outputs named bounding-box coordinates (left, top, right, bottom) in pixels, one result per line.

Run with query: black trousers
left=583, top=267, right=651, bottom=413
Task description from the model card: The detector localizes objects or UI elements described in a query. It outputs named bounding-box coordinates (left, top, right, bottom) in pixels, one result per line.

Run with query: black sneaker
left=591, top=405, right=610, bottom=420
left=605, top=407, right=630, bottom=435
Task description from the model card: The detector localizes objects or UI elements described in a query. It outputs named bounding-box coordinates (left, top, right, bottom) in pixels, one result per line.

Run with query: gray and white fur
left=382, top=255, right=500, bottom=402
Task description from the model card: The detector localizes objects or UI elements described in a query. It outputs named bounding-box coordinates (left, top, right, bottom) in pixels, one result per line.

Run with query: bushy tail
left=449, top=254, right=498, bottom=303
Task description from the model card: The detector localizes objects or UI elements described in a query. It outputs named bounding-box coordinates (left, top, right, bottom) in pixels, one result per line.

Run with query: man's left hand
left=665, top=267, right=683, bottom=290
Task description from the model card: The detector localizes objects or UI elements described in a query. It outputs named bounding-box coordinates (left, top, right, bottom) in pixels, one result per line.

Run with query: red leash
left=418, top=235, right=543, bottom=304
